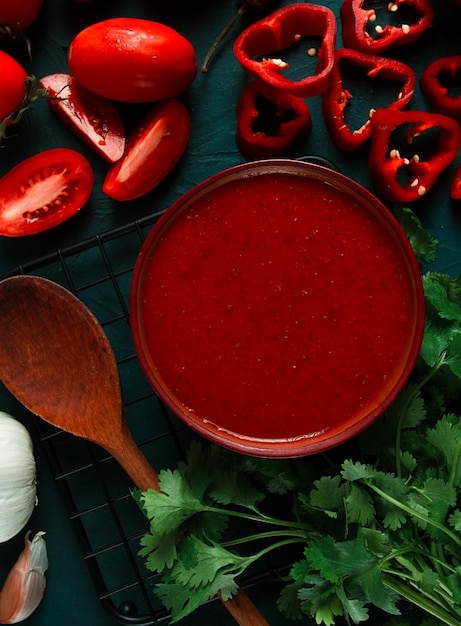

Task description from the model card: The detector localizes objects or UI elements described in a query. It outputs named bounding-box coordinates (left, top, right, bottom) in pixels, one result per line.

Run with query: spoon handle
left=107, top=423, right=160, bottom=492
left=220, top=590, right=270, bottom=625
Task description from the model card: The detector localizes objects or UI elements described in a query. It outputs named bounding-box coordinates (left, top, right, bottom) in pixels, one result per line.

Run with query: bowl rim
left=130, top=158, right=426, bottom=457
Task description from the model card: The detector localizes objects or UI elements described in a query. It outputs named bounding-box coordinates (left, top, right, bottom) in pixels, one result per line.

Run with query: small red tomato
left=103, top=98, right=191, bottom=201
left=0, top=50, right=27, bottom=132
left=39, top=73, right=125, bottom=163
left=0, top=0, right=44, bottom=31
left=0, top=148, right=93, bottom=237
left=68, top=18, right=197, bottom=103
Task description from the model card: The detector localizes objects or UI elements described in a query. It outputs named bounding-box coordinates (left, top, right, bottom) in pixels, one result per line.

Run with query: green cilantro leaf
left=446, top=573, right=461, bottom=605
left=448, top=509, right=461, bottom=531
left=155, top=581, right=212, bottom=623
left=423, top=273, right=461, bottom=323
left=426, top=415, right=461, bottom=485
left=171, top=534, right=254, bottom=589
left=140, top=469, right=210, bottom=535
left=393, top=205, right=438, bottom=265
left=353, top=564, right=400, bottom=615
left=289, top=557, right=313, bottom=585
left=277, top=582, right=303, bottom=620
left=209, top=470, right=264, bottom=509
left=443, top=333, right=461, bottom=378
left=139, top=530, right=177, bottom=572
left=303, top=536, right=377, bottom=584
left=309, top=475, right=345, bottom=518
left=341, top=461, right=377, bottom=482
left=177, top=440, right=216, bottom=500
left=372, top=473, right=409, bottom=530
left=298, top=580, right=343, bottom=626
left=345, top=483, right=376, bottom=526
left=336, top=584, right=370, bottom=623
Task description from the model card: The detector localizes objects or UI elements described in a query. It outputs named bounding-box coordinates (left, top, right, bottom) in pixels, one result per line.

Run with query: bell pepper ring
left=236, top=78, right=312, bottom=158
left=340, top=0, right=434, bottom=55
left=322, top=48, right=416, bottom=152
left=368, top=108, right=461, bottom=203
left=420, top=55, right=461, bottom=123
left=233, top=3, right=336, bottom=98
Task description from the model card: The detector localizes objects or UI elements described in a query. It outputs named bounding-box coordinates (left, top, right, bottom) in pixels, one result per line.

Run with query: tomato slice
left=39, top=73, right=125, bottom=163
left=0, top=148, right=93, bottom=237
left=103, top=98, right=191, bottom=201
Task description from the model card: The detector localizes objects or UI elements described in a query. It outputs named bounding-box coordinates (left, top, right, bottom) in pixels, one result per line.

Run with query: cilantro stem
left=364, top=480, right=461, bottom=549
left=448, top=433, right=461, bottom=491
left=207, top=505, right=306, bottom=531
left=221, top=529, right=306, bottom=549
left=382, top=573, right=460, bottom=626
left=253, top=538, right=307, bottom=562
left=395, top=352, right=448, bottom=476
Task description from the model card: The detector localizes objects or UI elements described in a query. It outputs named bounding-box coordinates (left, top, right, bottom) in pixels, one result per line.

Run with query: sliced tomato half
left=103, top=98, right=191, bottom=201
left=0, top=148, right=93, bottom=237
left=39, top=73, right=125, bottom=163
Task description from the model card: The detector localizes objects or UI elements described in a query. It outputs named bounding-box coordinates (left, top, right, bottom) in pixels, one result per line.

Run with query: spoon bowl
left=0, top=274, right=159, bottom=491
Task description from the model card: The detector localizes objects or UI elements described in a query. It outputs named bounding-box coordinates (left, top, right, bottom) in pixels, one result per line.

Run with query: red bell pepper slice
left=322, top=48, right=416, bottom=152
left=236, top=78, right=312, bottom=158
left=420, top=55, right=461, bottom=123
left=233, top=3, right=336, bottom=98
left=450, top=163, right=461, bottom=200
left=368, top=108, right=461, bottom=203
left=340, top=0, right=434, bottom=55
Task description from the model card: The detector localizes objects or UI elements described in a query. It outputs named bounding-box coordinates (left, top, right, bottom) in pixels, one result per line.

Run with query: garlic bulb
left=0, top=412, right=37, bottom=543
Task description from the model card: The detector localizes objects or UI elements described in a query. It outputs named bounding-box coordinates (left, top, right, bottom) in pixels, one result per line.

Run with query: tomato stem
left=201, top=5, right=247, bottom=73
left=0, top=75, right=47, bottom=141
left=0, top=25, right=32, bottom=60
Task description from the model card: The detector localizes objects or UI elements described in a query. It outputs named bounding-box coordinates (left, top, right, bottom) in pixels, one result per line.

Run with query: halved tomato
left=103, top=98, right=191, bottom=201
left=0, top=148, right=93, bottom=237
left=39, top=73, right=125, bottom=163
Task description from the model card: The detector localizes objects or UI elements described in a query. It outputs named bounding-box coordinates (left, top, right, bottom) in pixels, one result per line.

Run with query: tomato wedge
left=39, top=73, right=125, bottom=163
left=0, top=148, right=93, bottom=237
left=103, top=98, right=191, bottom=201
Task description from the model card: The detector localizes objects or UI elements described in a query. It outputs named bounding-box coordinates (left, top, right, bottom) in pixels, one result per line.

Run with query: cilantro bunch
left=135, top=208, right=461, bottom=625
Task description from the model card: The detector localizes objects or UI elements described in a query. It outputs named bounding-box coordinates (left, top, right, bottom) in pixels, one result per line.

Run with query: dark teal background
left=1, top=0, right=461, bottom=624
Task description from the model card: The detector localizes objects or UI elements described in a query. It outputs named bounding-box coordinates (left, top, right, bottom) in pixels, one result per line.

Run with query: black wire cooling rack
left=5, top=213, right=297, bottom=626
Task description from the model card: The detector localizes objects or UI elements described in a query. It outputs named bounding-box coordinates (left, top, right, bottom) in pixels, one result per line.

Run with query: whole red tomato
left=68, top=18, right=197, bottom=103
left=0, top=50, right=27, bottom=134
left=0, top=0, right=44, bottom=31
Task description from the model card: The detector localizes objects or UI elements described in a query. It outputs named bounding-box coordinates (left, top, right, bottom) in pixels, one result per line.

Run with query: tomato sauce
left=135, top=167, right=421, bottom=452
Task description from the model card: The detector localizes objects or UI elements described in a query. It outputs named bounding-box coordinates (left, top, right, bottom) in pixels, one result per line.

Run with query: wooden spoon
left=0, top=275, right=269, bottom=626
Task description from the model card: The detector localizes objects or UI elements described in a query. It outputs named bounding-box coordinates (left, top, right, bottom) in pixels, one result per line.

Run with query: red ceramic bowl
left=130, top=160, right=425, bottom=457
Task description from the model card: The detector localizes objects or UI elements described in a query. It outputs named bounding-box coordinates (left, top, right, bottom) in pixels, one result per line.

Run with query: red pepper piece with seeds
left=340, top=0, right=434, bottom=55
left=420, top=55, right=461, bottom=123
left=233, top=3, right=336, bottom=98
left=236, top=78, right=312, bottom=158
left=322, top=48, right=416, bottom=152
left=368, top=108, right=461, bottom=203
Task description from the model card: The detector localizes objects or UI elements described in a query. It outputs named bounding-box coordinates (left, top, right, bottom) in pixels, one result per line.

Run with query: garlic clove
left=0, top=531, right=48, bottom=624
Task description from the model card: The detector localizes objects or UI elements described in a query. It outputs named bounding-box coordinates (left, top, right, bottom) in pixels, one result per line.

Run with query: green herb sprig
left=135, top=208, right=461, bottom=625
